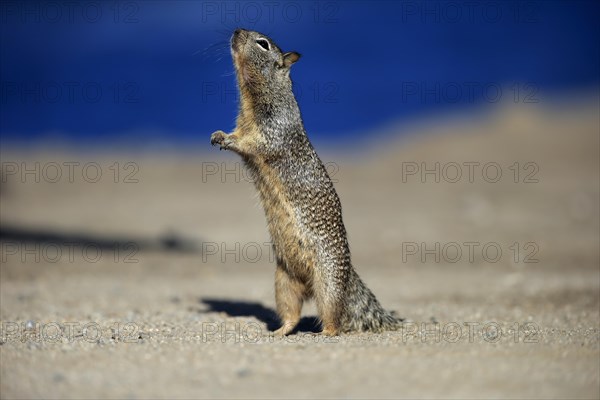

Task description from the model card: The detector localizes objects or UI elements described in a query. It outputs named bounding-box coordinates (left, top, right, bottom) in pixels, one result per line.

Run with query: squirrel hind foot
left=273, top=321, right=299, bottom=337
left=321, top=325, right=339, bottom=336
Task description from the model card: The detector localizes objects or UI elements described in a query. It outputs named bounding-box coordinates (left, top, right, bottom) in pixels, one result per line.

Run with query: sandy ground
left=1, top=101, right=599, bottom=399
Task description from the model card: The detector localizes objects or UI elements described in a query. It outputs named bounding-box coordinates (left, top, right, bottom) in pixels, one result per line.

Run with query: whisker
left=192, top=40, right=230, bottom=60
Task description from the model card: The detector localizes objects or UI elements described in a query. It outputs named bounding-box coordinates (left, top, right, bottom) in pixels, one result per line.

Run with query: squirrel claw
left=210, top=130, right=225, bottom=147
left=210, top=130, right=234, bottom=151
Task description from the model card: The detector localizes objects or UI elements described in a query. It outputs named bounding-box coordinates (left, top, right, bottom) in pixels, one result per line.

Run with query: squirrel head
left=231, top=29, right=301, bottom=98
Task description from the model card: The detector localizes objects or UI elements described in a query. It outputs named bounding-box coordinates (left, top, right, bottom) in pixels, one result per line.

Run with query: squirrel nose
left=234, top=28, right=243, bottom=36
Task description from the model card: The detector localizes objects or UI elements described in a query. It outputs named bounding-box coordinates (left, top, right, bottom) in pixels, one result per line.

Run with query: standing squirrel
left=210, top=29, right=401, bottom=336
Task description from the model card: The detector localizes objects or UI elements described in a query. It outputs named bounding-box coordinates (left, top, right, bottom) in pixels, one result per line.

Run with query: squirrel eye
left=256, top=39, right=270, bottom=51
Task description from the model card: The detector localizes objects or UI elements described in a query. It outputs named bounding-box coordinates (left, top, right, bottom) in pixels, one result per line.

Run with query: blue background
left=1, top=0, right=598, bottom=146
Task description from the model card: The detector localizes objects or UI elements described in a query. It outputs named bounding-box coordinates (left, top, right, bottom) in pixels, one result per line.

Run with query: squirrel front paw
left=210, top=130, right=234, bottom=151
left=210, top=130, right=226, bottom=147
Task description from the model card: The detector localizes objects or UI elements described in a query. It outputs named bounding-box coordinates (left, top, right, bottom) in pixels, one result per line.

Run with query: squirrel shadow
left=199, top=298, right=321, bottom=334
left=0, top=225, right=200, bottom=253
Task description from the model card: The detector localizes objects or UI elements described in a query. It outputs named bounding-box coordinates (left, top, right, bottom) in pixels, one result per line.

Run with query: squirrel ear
left=283, top=52, right=301, bottom=68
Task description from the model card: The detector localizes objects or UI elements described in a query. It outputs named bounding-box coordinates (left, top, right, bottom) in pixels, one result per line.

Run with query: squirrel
left=210, top=29, right=402, bottom=336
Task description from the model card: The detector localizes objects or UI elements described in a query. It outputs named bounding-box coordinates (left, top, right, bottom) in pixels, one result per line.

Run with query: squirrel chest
left=245, top=157, right=319, bottom=282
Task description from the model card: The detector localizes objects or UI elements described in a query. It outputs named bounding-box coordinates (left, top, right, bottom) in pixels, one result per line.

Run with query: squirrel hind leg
left=274, top=265, right=307, bottom=335
left=313, top=289, right=344, bottom=336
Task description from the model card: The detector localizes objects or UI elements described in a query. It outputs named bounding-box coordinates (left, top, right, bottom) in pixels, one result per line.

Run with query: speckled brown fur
left=210, top=29, right=402, bottom=335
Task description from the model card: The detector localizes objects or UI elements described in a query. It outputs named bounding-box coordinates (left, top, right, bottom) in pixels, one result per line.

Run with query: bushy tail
left=342, top=269, right=404, bottom=333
